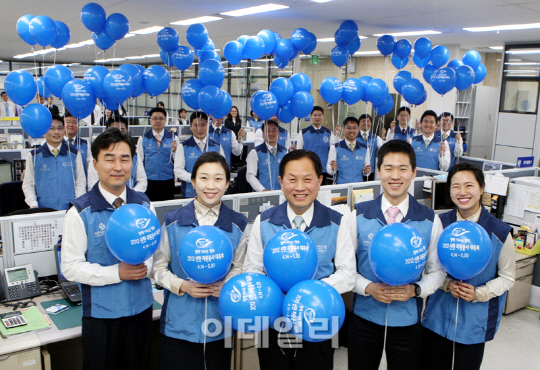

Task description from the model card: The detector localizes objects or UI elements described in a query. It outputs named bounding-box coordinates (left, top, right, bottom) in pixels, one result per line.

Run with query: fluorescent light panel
left=143, top=54, right=160, bottom=58
left=489, top=46, right=504, bottom=50
left=130, top=26, right=164, bottom=35
left=464, top=23, right=540, bottom=32
left=317, top=36, right=367, bottom=42
left=506, top=50, right=540, bottom=55
left=354, top=51, right=380, bottom=55
left=311, top=0, right=333, bottom=2
left=505, top=69, right=538, bottom=73
left=220, top=3, right=289, bottom=17
left=373, top=30, right=441, bottom=37
left=505, top=62, right=540, bottom=66
left=171, top=16, right=222, bottom=26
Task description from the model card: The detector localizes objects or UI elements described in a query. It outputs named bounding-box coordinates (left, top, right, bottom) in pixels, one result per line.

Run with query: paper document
left=484, top=174, right=510, bottom=196
left=506, top=185, right=528, bottom=218
left=525, top=190, right=540, bottom=213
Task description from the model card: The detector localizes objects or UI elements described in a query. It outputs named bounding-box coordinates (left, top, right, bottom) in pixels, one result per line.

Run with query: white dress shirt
left=440, top=129, right=464, bottom=158
left=385, top=125, right=416, bottom=141
left=152, top=199, right=248, bottom=296
left=360, top=130, right=384, bottom=149
left=296, top=125, right=336, bottom=150
left=0, top=101, right=16, bottom=117
left=326, top=138, right=371, bottom=177
left=22, top=143, right=86, bottom=208
left=210, top=124, right=243, bottom=156
left=87, top=153, right=148, bottom=192
left=254, top=127, right=292, bottom=150
left=422, top=133, right=451, bottom=172
left=65, top=135, right=93, bottom=170
left=243, top=202, right=356, bottom=294
left=173, top=136, right=225, bottom=184
left=340, top=194, right=446, bottom=298
left=246, top=143, right=279, bottom=192
left=61, top=183, right=154, bottom=285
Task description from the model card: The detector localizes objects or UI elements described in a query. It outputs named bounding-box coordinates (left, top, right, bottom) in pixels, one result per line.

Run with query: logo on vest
left=196, top=238, right=213, bottom=249
left=355, top=155, right=363, bottom=160
left=411, top=236, right=423, bottom=249
left=451, top=228, right=470, bottom=237
left=368, top=233, right=374, bottom=240
left=323, top=136, right=329, bottom=143
left=280, top=231, right=296, bottom=241
left=317, top=245, right=327, bottom=254
left=94, top=223, right=106, bottom=237
left=99, top=223, right=106, bottom=231
left=62, top=162, right=72, bottom=167
left=429, top=148, right=437, bottom=152
left=230, top=286, right=241, bottom=303
left=136, top=218, right=151, bottom=229
left=189, top=152, right=198, bottom=158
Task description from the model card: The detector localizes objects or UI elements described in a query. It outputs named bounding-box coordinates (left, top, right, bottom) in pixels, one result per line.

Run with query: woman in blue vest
left=153, top=151, right=248, bottom=370
left=421, top=163, right=516, bottom=370
left=209, top=115, right=244, bottom=170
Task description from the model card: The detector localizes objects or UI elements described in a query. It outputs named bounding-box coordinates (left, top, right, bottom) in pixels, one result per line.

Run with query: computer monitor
left=79, top=127, right=90, bottom=139
left=238, top=193, right=281, bottom=223
left=0, top=162, right=13, bottom=184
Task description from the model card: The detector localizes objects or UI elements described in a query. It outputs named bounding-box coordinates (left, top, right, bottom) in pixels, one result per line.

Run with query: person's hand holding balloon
left=365, top=282, right=392, bottom=304
left=180, top=280, right=214, bottom=298
left=383, top=284, right=415, bottom=302
left=210, top=281, right=225, bottom=298
left=119, top=262, right=148, bottom=280
left=448, top=280, right=475, bottom=302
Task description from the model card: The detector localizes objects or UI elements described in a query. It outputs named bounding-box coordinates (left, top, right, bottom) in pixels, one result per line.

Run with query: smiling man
left=435, top=112, right=463, bottom=169
left=411, top=110, right=450, bottom=171
left=244, top=149, right=356, bottom=370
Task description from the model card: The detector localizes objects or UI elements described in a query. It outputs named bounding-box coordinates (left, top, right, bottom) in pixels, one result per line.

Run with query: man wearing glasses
left=136, top=107, right=178, bottom=201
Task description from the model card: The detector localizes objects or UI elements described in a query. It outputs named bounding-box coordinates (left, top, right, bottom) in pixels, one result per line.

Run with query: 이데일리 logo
left=411, top=236, right=423, bottom=249
left=451, top=228, right=470, bottom=237
left=135, top=218, right=151, bottom=229
left=230, top=286, right=241, bottom=303
left=196, top=238, right=213, bottom=249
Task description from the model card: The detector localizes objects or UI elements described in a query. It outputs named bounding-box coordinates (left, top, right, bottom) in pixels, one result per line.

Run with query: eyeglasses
left=49, top=126, right=64, bottom=132
left=150, top=117, right=166, bottom=121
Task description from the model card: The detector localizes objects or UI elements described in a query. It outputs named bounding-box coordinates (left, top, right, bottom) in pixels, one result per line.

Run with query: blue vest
left=412, top=135, right=442, bottom=170
left=422, top=207, right=512, bottom=344
left=393, top=126, right=416, bottom=141
left=32, top=142, right=79, bottom=210
left=334, top=140, right=368, bottom=184
left=353, top=194, right=435, bottom=327
left=278, top=126, right=288, bottom=148
left=68, top=137, right=89, bottom=176
left=181, top=136, right=221, bottom=198
left=248, top=118, right=264, bottom=131
left=302, top=126, right=332, bottom=173
left=161, top=201, right=247, bottom=343
left=259, top=201, right=342, bottom=281
left=254, top=143, right=286, bottom=191
left=128, top=154, right=138, bottom=189
left=436, top=130, right=458, bottom=169
left=141, top=129, right=174, bottom=181
left=209, top=126, right=234, bottom=169
left=360, top=131, right=378, bottom=173
left=70, top=184, right=154, bottom=319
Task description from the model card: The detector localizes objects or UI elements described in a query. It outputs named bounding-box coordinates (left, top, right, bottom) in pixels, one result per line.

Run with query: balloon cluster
left=331, top=20, right=360, bottom=67
left=157, top=27, right=196, bottom=71
left=394, top=72, right=427, bottom=106
left=16, top=14, right=71, bottom=49
left=81, top=3, right=130, bottom=51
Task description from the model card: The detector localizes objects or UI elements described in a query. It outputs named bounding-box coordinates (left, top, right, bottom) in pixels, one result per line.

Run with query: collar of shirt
left=442, top=129, right=452, bottom=137
left=98, top=182, right=127, bottom=206
left=194, top=136, right=207, bottom=146
left=286, top=202, right=314, bottom=231
left=345, top=138, right=356, bottom=146
left=422, top=134, right=435, bottom=142
left=265, top=142, right=277, bottom=151
left=153, top=130, right=164, bottom=139
left=194, top=198, right=221, bottom=226
left=212, top=124, right=222, bottom=131
left=64, top=136, right=77, bottom=142
left=47, top=143, right=62, bottom=153
left=456, top=204, right=483, bottom=222
left=360, top=130, right=369, bottom=136
left=381, top=194, right=409, bottom=223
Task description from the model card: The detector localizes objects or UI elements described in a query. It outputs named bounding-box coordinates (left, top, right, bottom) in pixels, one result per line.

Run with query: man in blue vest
left=253, top=115, right=291, bottom=150
left=64, top=110, right=92, bottom=178
left=246, top=119, right=287, bottom=192
left=327, top=117, right=371, bottom=184
left=386, top=106, right=416, bottom=142
left=209, top=114, right=244, bottom=170
left=411, top=110, right=450, bottom=171
left=61, top=128, right=154, bottom=370
left=22, top=115, right=86, bottom=210
left=174, top=111, right=224, bottom=198
left=342, top=139, right=445, bottom=370
left=247, top=110, right=264, bottom=130
left=244, top=149, right=356, bottom=370
left=136, top=107, right=178, bottom=201
left=435, top=112, right=463, bottom=169
left=359, top=113, right=384, bottom=181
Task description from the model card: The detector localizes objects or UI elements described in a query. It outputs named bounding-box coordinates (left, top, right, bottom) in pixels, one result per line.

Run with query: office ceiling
left=2, top=0, right=540, bottom=65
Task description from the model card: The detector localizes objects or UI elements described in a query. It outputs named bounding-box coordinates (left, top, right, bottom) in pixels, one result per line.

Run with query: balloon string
left=204, top=296, right=208, bottom=370
left=452, top=296, right=460, bottom=370
left=381, top=302, right=390, bottom=370
left=112, top=44, right=117, bottom=70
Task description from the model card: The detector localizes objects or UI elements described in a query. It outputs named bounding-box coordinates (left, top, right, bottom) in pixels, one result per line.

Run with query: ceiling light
left=220, top=3, right=289, bottom=17
left=354, top=51, right=381, bottom=55
left=489, top=46, right=504, bottom=50
left=310, top=0, right=333, bottom=2
left=130, top=26, right=164, bottom=35
left=505, top=70, right=539, bottom=73
left=506, top=50, right=540, bottom=55
left=373, top=30, right=441, bottom=37
left=464, top=23, right=540, bottom=32
left=248, top=67, right=264, bottom=69
left=108, top=58, right=126, bottom=62
left=505, top=62, right=540, bottom=66
left=94, top=59, right=109, bottom=63
left=317, top=38, right=334, bottom=42
left=171, top=16, right=222, bottom=26
left=124, top=34, right=136, bottom=38
left=143, top=54, right=160, bottom=58
left=125, top=56, right=145, bottom=60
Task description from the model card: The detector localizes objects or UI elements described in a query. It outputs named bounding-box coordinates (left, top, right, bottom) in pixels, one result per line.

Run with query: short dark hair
left=311, top=106, right=324, bottom=115
left=1, top=91, right=6, bottom=96
left=359, top=114, right=372, bottom=123
left=250, top=110, right=255, bottom=117
left=157, top=101, right=165, bottom=108
left=149, top=107, right=167, bottom=118
left=279, top=149, right=322, bottom=179
left=190, top=111, right=208, bottom=124
left=439, top=112, right=454, bottom=121
left=91, top=127, right=135, bottom=160
left=106, top=116, right=129, bottom=129
left=343, top=116, right=359, bottom=126
left=421, top=110, right=438, bottom=123
left=179, top=108, right=186, bottom=114
left=191, top=151, right=231, bottom=183
left=262, top=119, right=279, bottom=131
left=398, top=106, right=411, bottom=115
left=377, top=140, right=416, bottom=171
left=51, top=114, right=64, bottom=123
left=64, top=110, right=74, bottom=119
left=447, top=163, right=485, bottom=197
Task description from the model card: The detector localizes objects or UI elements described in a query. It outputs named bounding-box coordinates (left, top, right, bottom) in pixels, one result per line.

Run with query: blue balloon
left=17, top=15, right=36, bottom=45
left=431, top=45, right=450, bottom=68
left=104, top=70, right=133, bottom=103
left=342, top=78, right=363, bottom=105
left=181, top=79, right=204, bottom=110
left=474, top=64, right=487, bottom=84
left=4, top=71, right=37, bottom=106
left=374, top=94, right=394, bottom=116
left=81, top=3, right=106, bottom=32
left=347, top=36, right=362, bottom=55
left=377, top=35, right=396, bottom=57
left=270, top=77, right=294, bottom=106
left=159, top=49, right=174, bottom=67
left=143, top=65, right=170, bottom=97
left=463, top=50, right=481, bottom=70
left=244, top=36, right=265, bottom=60
left=414, top=37, right=432, bottom=59
left=213, top=91, right=232, bottom=119
left=157, top=27, right=179, bottom=52
left=118, top=64, right=143, bottom=98
left=50, top=21, right=70, bottom=49
left=105, top=204, right=161, bottom=265
left=172, top=46, right=194, bottom=71
left=303, top=32, right=317, bottom=55
left=106, top=13, right=129, bottom=40
left=391, top=54, right=408, bottom=70
left=199, top=51, right=221, bottom=64
left=274, top=56, right=289, bottom=69
left=186, top=23, right=208, bottom=49
left=290, top=91, right=314, bottom=119
left=357, top=76, right=373, bottom=101
left=413, top=53, right=431, bottom=68
left=61, top=79, right=95, bottom=118
left=29, top=15, right=57, bottom=47
left=336, top=20, right=359, bottom=45
left=179, top=225, right=233, bottom=284
left=455, top=65, right=475, bottom=91
left=251, top=91, right=279, bottom=121
left=20, top=104, right=52, bottom=138
left=423, top=64, right=437, bottom=84
left=132, top=65, right=146, bottom=97
left=195, top=39, right=215, bottom=58
left=92, top=29, right=115, bottom=50
left=414, top=90, right=428, bottom=106
left=393, top=70, right=413, bottom=94
left=320, top=77, right=343, bottom=105
left=331, top=45, right=349, bottom=67
left=394, top=39, right=412, bottom=59
left=36, top=77, right=52, bottom=99
left=370, top=223, right=428, bottom=286
left=438, top=221, right=492, bottom=281
left=84, top=65, right=109, bottom=99
left=282, top=280, right=345, bottom=342
left=289, top=46, right=300, bottom=61
left=289, top=73, right=311, bottom=94
left=237, top=35, right=249, bottom=46
left=291, top=28, right=310, bottom=51
left=198, top=85, right=223, bottom=115
left=100, top=96, right=120, bottom=111
left=219, top=273, right=284, bottom=333
left=431, top=67, right=457, bottom=95
left=44, top=65, right=74, bottom=98
left=199, top=59, right=225, bottom=88
left=448, top=59, right=464, bottom=71
left=401, top=78, right=425, bottom=105
left=277, top=101, right=295, bottom=123
left=366, top=79, right=389, bottom=106
left=275, top=39, right=295, bottom=62
left=258, top=30, right=277, bottom=55
left=263, top=229, right=318, bottom=292
left=224, top=41, right=244, bottom=66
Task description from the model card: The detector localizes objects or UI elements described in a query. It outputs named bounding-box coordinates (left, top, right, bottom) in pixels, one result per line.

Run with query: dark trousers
left=347, top=314, right=422, bottom=370
left=82, top=306, right=152, bottom=370
left=157, top=334, right=232, bottom=370
left=257, top=328, right=334, bottom=370
left=146, top=179, right=175, bottom=201
left=420, top=327, right=485, bottom=370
